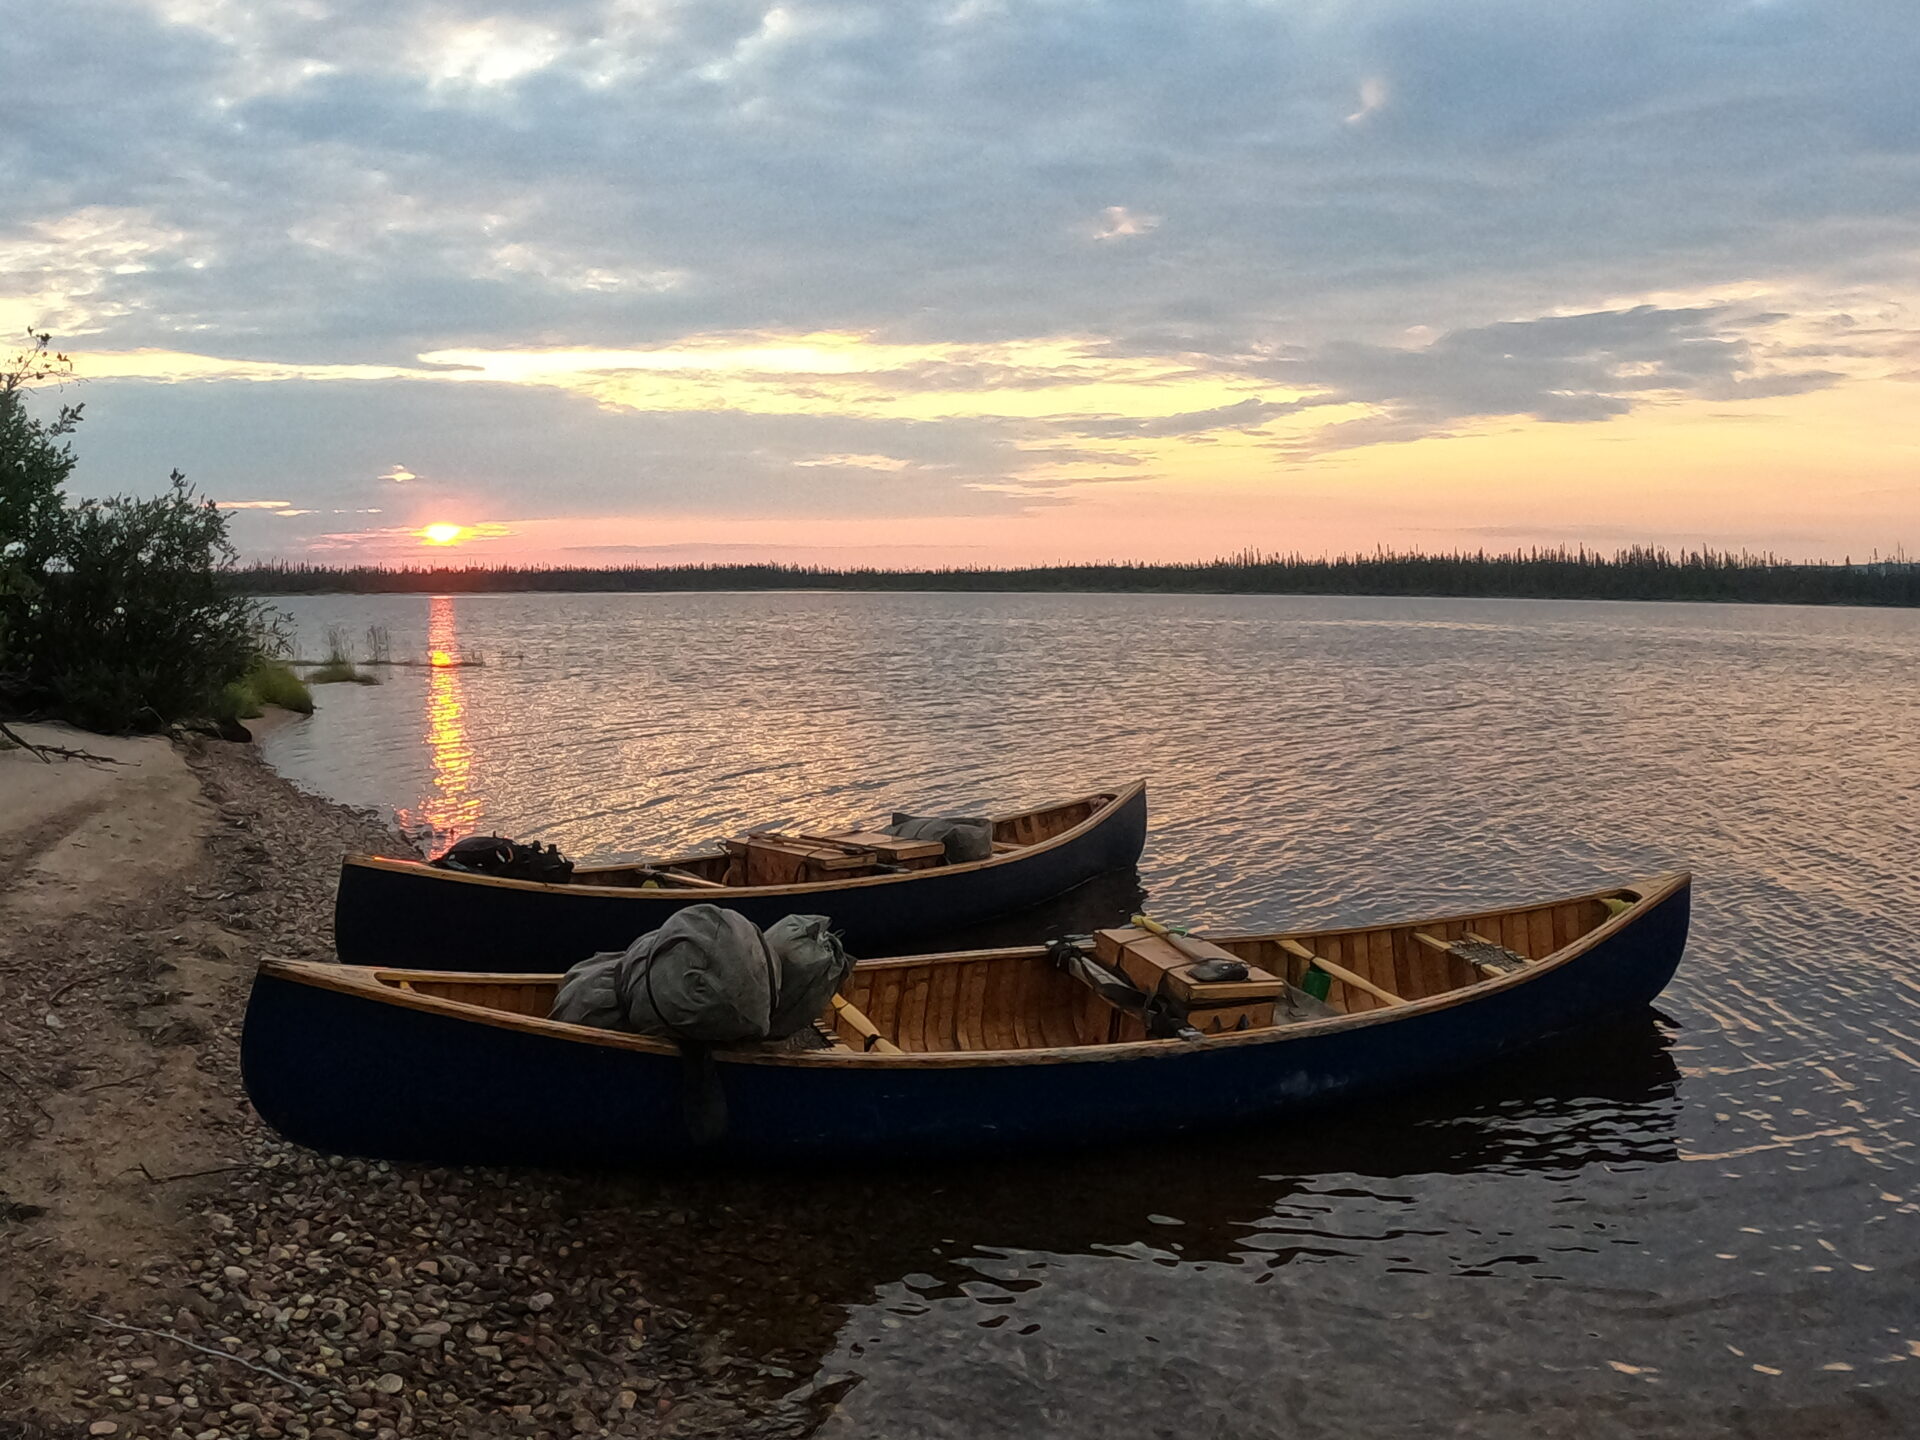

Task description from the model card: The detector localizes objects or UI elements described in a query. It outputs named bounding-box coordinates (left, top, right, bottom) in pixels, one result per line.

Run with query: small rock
left=88, top=1423, right=118, bottom=1437
left=527, top=1292, right=554, bottom=1313
left=372, top=1373, right=404, bottom=1395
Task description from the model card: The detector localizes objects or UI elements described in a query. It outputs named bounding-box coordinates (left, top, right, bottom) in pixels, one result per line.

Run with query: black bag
left=430, top=834, right=574, bottom=884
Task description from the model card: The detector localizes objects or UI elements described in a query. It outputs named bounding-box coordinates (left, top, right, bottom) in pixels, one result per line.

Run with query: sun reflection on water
left=397, top=595, right=481, bottom=849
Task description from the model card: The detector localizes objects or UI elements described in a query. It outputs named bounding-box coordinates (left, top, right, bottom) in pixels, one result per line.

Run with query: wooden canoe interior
left=564, top=790, right=1118, bottom=890
left=382, top=887, right=1635, bottom=1056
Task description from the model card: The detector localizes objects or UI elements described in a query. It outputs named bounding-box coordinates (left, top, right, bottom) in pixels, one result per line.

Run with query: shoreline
left=0, top=730, right=835, bottom=1440
left=236, top=586, right=1920, bottom=611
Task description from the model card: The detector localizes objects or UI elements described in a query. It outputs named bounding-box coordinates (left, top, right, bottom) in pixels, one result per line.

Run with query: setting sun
left=419, top=522, right=467, bottom=546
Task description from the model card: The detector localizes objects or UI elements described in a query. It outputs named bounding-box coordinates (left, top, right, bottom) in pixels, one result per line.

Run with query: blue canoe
left=247, top=871, right=1690, bottom=1167
left=333, top=781, right=1148, bottom=970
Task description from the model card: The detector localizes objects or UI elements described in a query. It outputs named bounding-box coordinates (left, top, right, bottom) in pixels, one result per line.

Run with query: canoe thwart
left=1277, top=937, right=1407, bottom=1007
left=830, top=994, right=902, bottom=1054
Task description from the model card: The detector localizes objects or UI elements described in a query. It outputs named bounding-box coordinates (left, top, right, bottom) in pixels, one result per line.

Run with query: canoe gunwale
left=271, top=871, right=1689, bottom=1071
left=340, top=780, right=1143, bottom=901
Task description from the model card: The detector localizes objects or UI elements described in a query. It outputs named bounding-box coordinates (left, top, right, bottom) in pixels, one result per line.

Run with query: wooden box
left=724, top=838, right=868, bottom=887
left=829, top=832, right=947, bottom=870
left=1093, top=926, right=1282, bottom=1029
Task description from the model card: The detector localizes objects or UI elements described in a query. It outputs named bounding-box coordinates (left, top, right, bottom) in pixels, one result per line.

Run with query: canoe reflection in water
left=458, top=1014, right=1685, bottom=1402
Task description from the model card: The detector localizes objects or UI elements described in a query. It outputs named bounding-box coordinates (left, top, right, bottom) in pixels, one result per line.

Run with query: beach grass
left=217, top=659, right=316, bottom=719
left=304, top=659, right=381, bottom=685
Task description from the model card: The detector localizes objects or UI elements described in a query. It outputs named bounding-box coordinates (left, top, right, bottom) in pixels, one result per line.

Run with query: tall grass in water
left=305, top=624, right=380, bottom=685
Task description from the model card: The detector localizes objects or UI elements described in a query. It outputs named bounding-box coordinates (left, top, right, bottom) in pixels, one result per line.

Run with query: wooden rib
left=1371, top=927, right=1400, bottom=1005
left=1394, top=933, right=1422, bottom=998
left=1496, top=911, right=1524, bottom=954
left=1009, top=958, right=1037, bottom=1050
left=1408, top=927, right=1446, bottom=998
left=957, top=958, right=989, bottom=1052
left=1505, top=911, right=1531, bottom=953
left=1279, top=937, right=1405, bottom=1007
left=987, top=960, right=1022, bottom=1051
left=1306, top=934, right=1342, bottom=1010
left=868, top=969, right=903, bottom=1048
left=1559, top=901, right=1588, bottom=949
left=975, top=960, right=1007, bottom=1052
left=900, top=965, right=934, bottom=1054
left=925, top=960, right=960, bottom=1053
left=830, top=995, right=902, bottom=1054
left=1039, top=978, right=1080, bottom=1049
left=1528, top=906, right=1555, bottom=959
left=1329, top=934, right=1371, bottom=1011
left=1072, top=985, right=1111, bottom=1045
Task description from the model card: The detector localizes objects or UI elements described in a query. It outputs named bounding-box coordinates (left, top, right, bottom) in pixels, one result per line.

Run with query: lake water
left=259, top=592, right=1920, bottom=1437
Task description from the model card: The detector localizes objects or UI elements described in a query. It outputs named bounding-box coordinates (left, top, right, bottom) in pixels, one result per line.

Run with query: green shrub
left=215, top=679, right=261, bottom=722
left=3, top=334, right=273, bottom=733
left=18, top=475, right=263, bottom=730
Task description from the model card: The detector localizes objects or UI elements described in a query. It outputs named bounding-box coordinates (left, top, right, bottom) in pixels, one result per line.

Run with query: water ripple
left=260, top=592, right=1920, bottom=1435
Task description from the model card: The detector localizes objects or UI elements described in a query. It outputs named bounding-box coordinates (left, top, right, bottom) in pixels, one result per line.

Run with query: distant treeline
left=230, top=547, right=1920, bottom=607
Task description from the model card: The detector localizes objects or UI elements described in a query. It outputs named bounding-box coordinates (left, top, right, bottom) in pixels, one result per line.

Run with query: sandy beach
left=0, top=725, right=834, bottom=1440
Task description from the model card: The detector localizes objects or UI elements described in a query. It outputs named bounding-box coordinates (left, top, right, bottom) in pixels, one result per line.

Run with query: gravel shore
left=0, top=733, right=846, bottom=1440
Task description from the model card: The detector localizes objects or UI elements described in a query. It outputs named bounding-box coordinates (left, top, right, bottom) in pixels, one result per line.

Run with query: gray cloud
left=1255, top=304, right=1846, bottom=453
left=1070, top=397, right=1325, bottom=440
left=5, top=0, right=1919, bottom=545
left=12, top=1, right=1920, bottom=356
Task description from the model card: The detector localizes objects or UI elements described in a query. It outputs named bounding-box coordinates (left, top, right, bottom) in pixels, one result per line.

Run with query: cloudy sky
left=5, top=0, right=1917, bottom=565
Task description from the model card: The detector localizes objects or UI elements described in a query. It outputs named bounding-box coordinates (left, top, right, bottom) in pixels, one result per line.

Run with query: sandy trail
left=0, top=724, right=210, bottom=926
left=1, top=725, right=252, bottom=1409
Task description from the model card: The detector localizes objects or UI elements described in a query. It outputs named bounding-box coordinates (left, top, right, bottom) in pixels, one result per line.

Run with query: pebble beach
left=0, top=726, right=835, bottom=1440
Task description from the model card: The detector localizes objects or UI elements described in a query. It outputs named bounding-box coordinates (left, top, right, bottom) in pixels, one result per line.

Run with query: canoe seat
left=1413, top=930, right=1531, bottom=978
left=1454, top=936, right=1531, bottom=975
